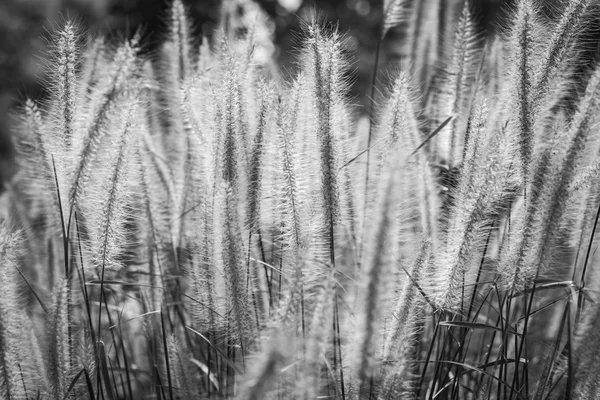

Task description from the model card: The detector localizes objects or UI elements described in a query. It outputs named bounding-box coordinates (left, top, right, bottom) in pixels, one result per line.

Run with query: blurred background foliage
left=0, top=0, right=579, bottom=191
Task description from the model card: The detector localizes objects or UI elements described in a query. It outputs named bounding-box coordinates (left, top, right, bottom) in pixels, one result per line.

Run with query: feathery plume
left=277, top=77, right=303, bottom=252
left=87, top=96, right=140, bottom=272
left=69, top=39, right=140, bottom=211
left=382, top=0, right=409, bottom=38
left=51, top=21, right=79, bottom=150
left=80, top=37, right=106, bottom=97
left=572, top=304, right=600, bottom=399
left=510, top=0, right=537, bottom=179
left=379, top=239, right=431, bottom=399
left=46, top=278, right=75, bottom=398
left=15, top=99, right=63, bottom=224
left=354, top=141, right=402, bottom=389
left=534, top=0, right=591, bottom=100
left=499, top=65, right=600, bottom=290
left=167, top=334, right=196, bottom=397
left=378, top=72, right=439, bottom=244
left=303, top=21, right=351, bottom=259
left=299, top=274, right=336, bottom=399
left=168, top=0, right=193, bottom=82
left=436, top=100, right=519, bottom=308
left=435, top=1, right=481, bottom=165
left=0, top=227, right=37, bottom=399
left=221, top=183, right=253, bottom=349
left=246, top=79, right=274, bottom=234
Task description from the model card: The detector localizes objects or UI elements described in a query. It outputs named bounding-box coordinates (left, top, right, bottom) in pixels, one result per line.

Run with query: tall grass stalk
left=4, top=0, right=600, bottom=398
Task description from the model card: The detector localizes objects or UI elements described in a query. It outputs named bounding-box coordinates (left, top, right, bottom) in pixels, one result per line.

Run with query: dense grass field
left=1, top=0, right=600, bottom=398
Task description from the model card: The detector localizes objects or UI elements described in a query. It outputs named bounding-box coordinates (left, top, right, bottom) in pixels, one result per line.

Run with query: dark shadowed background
left=0, top=0, right=572, bottom=191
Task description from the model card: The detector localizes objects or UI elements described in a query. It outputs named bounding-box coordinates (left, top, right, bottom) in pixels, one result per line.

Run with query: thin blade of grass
left=411, top=116, right=454, bottom=156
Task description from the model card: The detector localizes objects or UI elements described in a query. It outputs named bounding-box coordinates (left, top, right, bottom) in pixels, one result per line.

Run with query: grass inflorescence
left=2, top=0, right=600, bottom=398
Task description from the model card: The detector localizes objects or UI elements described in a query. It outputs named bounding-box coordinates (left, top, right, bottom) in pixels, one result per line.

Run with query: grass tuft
left=3, top=0, right=600, bottom=398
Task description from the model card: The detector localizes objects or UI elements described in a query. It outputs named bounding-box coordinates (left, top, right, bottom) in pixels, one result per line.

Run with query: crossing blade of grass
left=86, top=281, right=225, bottom=319
left=576, top=198, right=600, bottom=323
left=160, top=308, right=174, bottom=400
left=189, top=358, right=220, bottom=392
left=185, top=326, right=243, bottom=375
left=512, top=281, right=580, bottom=298
left=432, top=358, right=527, bottom=400
left=566, top=297, right=574, bottom=399
left=51, top=155, right=69, bottom=276
left=339, top=139, right=384, bottom=171
left=416, top=313, right=442, bottom=399
left=108, top=310, right=161, bottom=329
left=83, top=368, right=96, bottom=400
left=74, top=211, right=97, bottom=346
left=420, top=360, right=529, bottom=400
left=116, top=314, right=134, bottom=400
left=533, top=300, right=574, bottom=400
left=516, top=292, right=576, bottom=324
left=438, top=321, right=523, bottom=338
left=62, top=368, right=95, bottom=400
left=97, top=341, right=116, bottom=400
left=103, top=304, right=132, bottom=400
left=400, top=263, right=438, bottom=312
left=154, top=364, right=166, bottom=400
left=13, top=264, right=48, bottom=314
left=411, top=116, right=454, bottom=156
left=467, top=225, right=495, bottom=321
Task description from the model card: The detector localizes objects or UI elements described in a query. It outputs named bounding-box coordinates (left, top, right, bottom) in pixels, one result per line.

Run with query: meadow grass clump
left=3, top=0, right=600, bottom=398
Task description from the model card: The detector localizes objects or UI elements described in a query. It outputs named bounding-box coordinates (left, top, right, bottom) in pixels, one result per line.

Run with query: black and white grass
left=1, top=0, right=600, bottom=398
